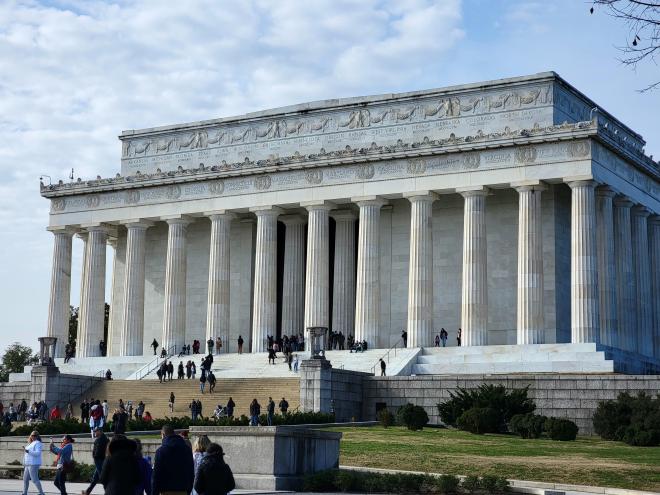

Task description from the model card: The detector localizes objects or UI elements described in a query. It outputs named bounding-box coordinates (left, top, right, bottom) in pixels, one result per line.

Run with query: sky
left=0, top=0, right=658, bottom=352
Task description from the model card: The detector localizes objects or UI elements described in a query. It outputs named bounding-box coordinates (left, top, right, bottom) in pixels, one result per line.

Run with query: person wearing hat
left=49, top=435, right=74, bottom=495
left=83, top=426, right=108, bottom=495
left=193, top=443, right=235, bottom=495
left=22, top=430, right=45, bottom=495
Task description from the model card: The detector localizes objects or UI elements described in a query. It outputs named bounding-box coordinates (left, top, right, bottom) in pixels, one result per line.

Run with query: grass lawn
left=328, top=426, right=660, bottom=491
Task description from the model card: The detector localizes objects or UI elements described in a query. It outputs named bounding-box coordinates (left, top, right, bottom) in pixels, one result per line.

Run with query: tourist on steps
left=152, top=425, right=194, bottom=495
left=169, top=392, right=175, bottom=413
left=279, top=397, right=289, bottom=414
left=249, top=399, right=261, bottom=426
left=178, top=361, right=184, bottom=379
left=237, top=335, right=244, bottom=354
left=266, top=397, right=275, bottom=426
left=226, top=397, right=235, bottom=418
left=193, top=443, right=235, bottom=495
left=151, top=339, right=159, bottom=356
left=200, top=369, right=207, bottom=394
left=22, top=430, right=45, bottom=495
left=83, top=426, right=108, bottom=495
left=49, top=435, right=74, bottom=495
left=207, top=338, right=214, bottom=355
left=440, top=328, right=448, bottom=347
left=99, top=434, right=141, bottom=495
left=215, top=337, right=222, bottom=354
left=379, top=358, right=386, bottom=376
left=435, top=334, right=440, bottom=347
left=457, top=328, right=462, bottom=347
left=208, top=371, right=216, bottom=394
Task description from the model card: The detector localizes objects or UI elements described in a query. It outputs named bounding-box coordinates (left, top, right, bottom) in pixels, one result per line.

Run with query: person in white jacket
left=22, top=430, right=45, bottom=495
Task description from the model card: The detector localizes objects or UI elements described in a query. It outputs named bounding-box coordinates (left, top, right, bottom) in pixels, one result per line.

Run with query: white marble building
left=41, top=72, right=660, bottom=368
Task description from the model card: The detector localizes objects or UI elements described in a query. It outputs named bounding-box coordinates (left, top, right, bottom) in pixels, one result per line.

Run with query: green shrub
left=377, top=408, right=395, bottom=428
left=510, top=413, right=547, bottom=439
left=456, top=407, right=499, bottom=434
left=593, top=392, right=660, bottom=446
left=437, top=474, right=461, bottom=493
left=461, top=474, right=481, bottom=492
left=12, top=419, right=89, bottom=437
left=396, top=403, right=429, bottom=431
left=545, top=417, right=578, bottom=441
left=302, top=469, right=461, bottom=493
left=460, top=474, right=510, bottom=493
left=437, top=385, right=535, bottom=432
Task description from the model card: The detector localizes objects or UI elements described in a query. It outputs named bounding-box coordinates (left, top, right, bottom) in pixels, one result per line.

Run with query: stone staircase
left=75, top=377, right=300, bottom=419
left=412, top=343, right=615, bottom=374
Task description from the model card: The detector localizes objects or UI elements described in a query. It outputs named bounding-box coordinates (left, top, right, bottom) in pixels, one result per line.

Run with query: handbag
left=61, top=460, right=74, bottom=473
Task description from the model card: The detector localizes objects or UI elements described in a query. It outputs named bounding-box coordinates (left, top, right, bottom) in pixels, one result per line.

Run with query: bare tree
left=591, top=0, right=660, bottom=91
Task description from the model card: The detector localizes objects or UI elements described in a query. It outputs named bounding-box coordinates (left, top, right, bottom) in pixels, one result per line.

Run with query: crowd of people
left=20, top=425, right=235, bottom=495
left=0, top=400, right=78, bottom=429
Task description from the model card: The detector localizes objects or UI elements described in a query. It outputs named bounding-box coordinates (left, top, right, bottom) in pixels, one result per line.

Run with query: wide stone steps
left=412, top=343, right=615, bottom=375
left=75, top=378, right=300, bottom=420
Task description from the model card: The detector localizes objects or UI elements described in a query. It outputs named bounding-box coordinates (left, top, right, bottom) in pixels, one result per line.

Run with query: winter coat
left=99, top=437, right=141, bottom=495
left=92, top=432, right=109, bottom=460
left=193, top=451, right=235, bottom=495
left=151, top=434, right=194, bottom=495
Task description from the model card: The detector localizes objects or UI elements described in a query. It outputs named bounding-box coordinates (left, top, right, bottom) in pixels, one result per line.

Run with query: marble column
left=568, top=180, right=600, bottom=344
left=405, top=192, right=436, bottom=348
left=459, top=188, right=488, bottom=346
left=76, top=232, right=89, bottom=356
left=106, top=238, right=119, bottom=356
left=515, top=184, right=545, bottom=345
left=120, top=221, right=152, bottom=356
left=304, top=202, right=333, bottom=342
left=77, top=226, right=108, bottom=358
left=281, top=215, right=306, bottom=338
left=613, top=197, right=636, bottom=352
left=650, top=216, right=660, bottom=357
left=354, top=197, right=385, bottom=347
left=205, top=213, right=233, bottom=350
left=46, top=228, right=74, bottom=358
left=251, top=207, right=280, bottom=352
left=595, top=186, right=618, bottom=347
left=331, top=210, right=357, bottom=336
left=161, top=217, right=191, bottom=354
left=632, top=206, right=653, bottom=356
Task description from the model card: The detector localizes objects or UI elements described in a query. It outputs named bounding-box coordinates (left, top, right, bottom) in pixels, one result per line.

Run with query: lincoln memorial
left=39, top=72, right=660, bottom=373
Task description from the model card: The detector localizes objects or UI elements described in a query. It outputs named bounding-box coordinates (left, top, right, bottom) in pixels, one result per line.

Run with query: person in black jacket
left=193, top=443, right=235, bottom=495
left=99, top=435, right=141, bottom=495
left=112, top=408, right=128, bottom=434
left=83, top=427, right=109, bottom=495
left=152, top=424, right=194, bottom=495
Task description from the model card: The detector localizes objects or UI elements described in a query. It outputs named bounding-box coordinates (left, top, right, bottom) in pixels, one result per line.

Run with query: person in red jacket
left=50, top=406, right=61, bottom=421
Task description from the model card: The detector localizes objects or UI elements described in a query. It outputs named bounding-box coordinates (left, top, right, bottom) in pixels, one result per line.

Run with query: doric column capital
left=301, top=200, right=335, bottom=211
left=107, top=237, right=118, bottom=249
left=511, top=180, right=547, bottom=193
left=46, top=226, right=76, bottom=237
left=596, top=185, right=617, bottom=198
left=403, top=191, right=439, bottom=202
left=162, top=215, right=193, bottom=226
left=632, top=205, right=651, bottom=218
left=649, top=215, right=660, bottom=226
left=613, top=196, right=634, bottom=208
left=457, top=186, right=489, bottom=198
left=280, top=214, right=307, bottom=226
left=351, top=195, right=387, bottom=208
left=81, top=223, right=112, bottom=234
left=203, top=210, right=236, bottom=222
left=566, top=178, right=598, bottom=189
left=250, top=206, right=283, bottom=217
left=330, top=209, right=358, bottom=222
left=120, top=219, right=155, bottom=230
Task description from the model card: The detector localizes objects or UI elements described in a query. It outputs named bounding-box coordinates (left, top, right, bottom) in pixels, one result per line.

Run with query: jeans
left=200, top=382, right=205, bottom=393
left=250, top=414, right=259, bottom=426
left=267, top=412, right=273, bottom=426
left=54, top=469, right=67, bottom=495
left=84, top=459, right=104, bottom=495
left=23, top=465, right=45, bottom=495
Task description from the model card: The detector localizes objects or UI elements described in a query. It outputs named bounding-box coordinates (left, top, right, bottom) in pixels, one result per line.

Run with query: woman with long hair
left=134, top=438, right=153, bottom=495
left=191, top=434, right=211, bottom=495
left=22, top=430, right=45, bottom=495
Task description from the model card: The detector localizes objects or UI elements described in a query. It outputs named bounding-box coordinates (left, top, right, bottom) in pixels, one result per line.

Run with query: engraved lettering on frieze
left=356, top=164, right=375, bottom=180
left=208, top=180, right=225, bottom=195
left=125, top=190, right=140, bottom=205
left=254, top=175, right=272, bottom=190
left=86, top=195, right=100, bottom=208
left=183, top=183, right=205, bottom=196
left=51, top=198, right=65, bottom=212
left=462, top=152, right=480, bottom=169
left=305, top=170, right=323, bottom=185
left=567, top=141, right=590, bottom=158
left=407, top=158, right=426, bottom=175
left=165, top=185, right=181, bottom=199
left=515, top=146, right=538, bottom=164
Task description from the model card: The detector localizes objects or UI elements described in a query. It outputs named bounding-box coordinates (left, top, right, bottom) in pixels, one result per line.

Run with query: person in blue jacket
left=49, top=435, right=74, bottom=495
left=151, top=424, right=194, bottom=495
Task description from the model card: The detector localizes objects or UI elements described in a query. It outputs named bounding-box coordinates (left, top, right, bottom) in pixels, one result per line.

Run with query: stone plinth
left=189, top=426, right=341, bottom=490
left=299, top=358, right=333, bottom=414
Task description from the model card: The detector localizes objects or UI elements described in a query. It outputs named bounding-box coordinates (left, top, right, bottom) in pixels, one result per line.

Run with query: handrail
left=133, top=344, right=176, bottom=380
left=370, top=337, right=404, bottom=375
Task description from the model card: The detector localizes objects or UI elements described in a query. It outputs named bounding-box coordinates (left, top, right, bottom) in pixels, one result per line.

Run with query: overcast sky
left=0, top=0, right=658, bottom=353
